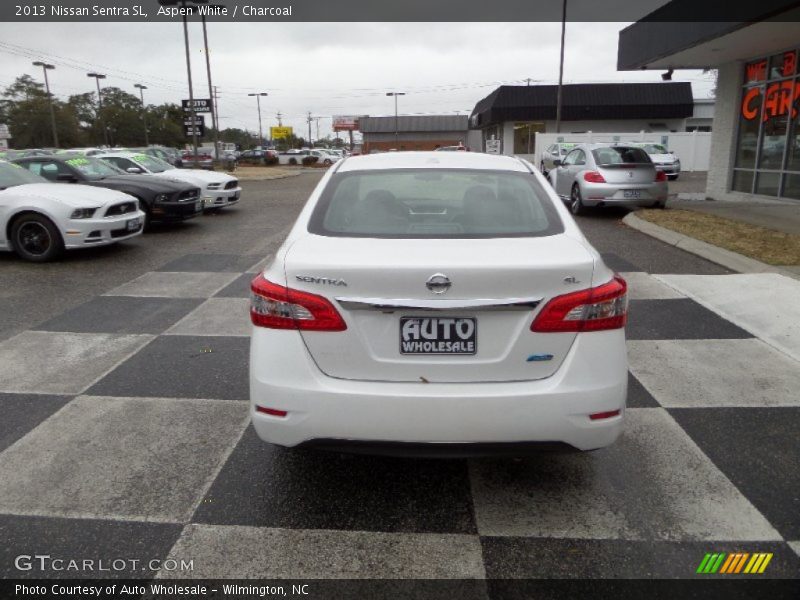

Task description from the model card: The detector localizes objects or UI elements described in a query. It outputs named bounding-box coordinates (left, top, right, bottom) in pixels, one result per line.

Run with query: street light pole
left=87, top=72, right=109, bottom=147
left=248, top=92, right=268, bottom=147
left=201, top=9, right=221, bottom=160
left=386, top=92, right=405, bottom=147
left=555, top=0, right=567, bottom=135
left=180, top=10, right=200, bottom=160
left=134, top=84, right=149, bottom=146
left=33, top=61, right=58, bottom=148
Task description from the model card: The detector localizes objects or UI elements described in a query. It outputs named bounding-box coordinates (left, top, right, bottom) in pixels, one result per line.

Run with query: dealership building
left=359, top=115, right=481, bottom=153
left=468, top=82, right=710, bottom=156
left=618, top=2, right=800, bottom=202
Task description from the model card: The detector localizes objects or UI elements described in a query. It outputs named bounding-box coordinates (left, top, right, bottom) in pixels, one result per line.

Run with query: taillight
left=250, top=276, right=347, bottom=331
left=655, top=170, right=667, bottom=182
left=583, top=171, right=606, bottom=183
left=531, top=275, right=628, bottom=333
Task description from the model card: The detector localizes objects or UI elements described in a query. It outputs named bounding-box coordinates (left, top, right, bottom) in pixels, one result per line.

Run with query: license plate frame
left=399, top=316, right=477, bottom=356
left=126, top=217, right=141, bottom=231
left=623, top=190, right=642, bottom=199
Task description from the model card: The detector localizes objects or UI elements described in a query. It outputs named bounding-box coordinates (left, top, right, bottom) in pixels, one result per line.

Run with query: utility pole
left=134, top=84, right=149, bottom=146
left=213, top=85, right=220, bottom=141
left=178, top=3, right=199, bottom=160
left=276, top=111, right=283, bottom=126
left=555, top=0, right=567, bottom=134
left=386, top=92, right=405, bottom=147
left=87, top=72, right=109, bottom=147
left=201, top=10, right=219, bottom=160
left=307, top=111, right=312, bottom=146
left=248, top=92, right=268, bottom=147
left=33, top=61, right=58, bottom=148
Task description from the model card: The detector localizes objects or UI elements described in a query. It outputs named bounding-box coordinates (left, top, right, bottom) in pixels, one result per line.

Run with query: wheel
left=668, top=174, right=679, bottom=181
left=323, top=159, right=332, bottom=165
left=651, top=201, right=667, bottom=209
left=288, top=158, right=297, bottom=165
left=570, top=184, right=589, bottom=216
left=10, top=213, right=64, bottom=262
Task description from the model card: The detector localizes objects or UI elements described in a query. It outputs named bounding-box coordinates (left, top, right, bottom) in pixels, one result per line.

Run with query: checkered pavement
left=1, top=252, right=798, bottom=581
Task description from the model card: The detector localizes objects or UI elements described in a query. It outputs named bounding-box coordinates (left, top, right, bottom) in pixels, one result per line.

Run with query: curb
left=622, top=212, right=800, bottom=281
left=223, top=170, right=303, bottom=182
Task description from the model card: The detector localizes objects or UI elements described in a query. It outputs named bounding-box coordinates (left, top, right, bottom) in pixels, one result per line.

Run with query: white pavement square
left=619, top=272, right=686, bottom=300
left=655, top=273, right=800, bottom=362
left=105, top=272, right=239, bottom=299
left=163, top=525, right=487, bottom=579
left=0, top=396, right=249, bottom=523
left=628, top=339, right=800, bottom=408
left=0, top=331, right=153, bottom=394
left=470, top=408, right=780, bottom=541
left=165, top=298, right=251, bottom=337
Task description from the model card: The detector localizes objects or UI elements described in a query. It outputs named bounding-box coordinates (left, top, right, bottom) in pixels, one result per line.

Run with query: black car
left=13, top=155, right=202, bottom=224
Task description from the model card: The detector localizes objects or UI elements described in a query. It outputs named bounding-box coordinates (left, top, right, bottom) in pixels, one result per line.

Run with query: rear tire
left=570, top=185, right=589, bottom=216
left=288, top=158, right=297, bottom=165
left=10, top=213, right=65, bottom=262
left=668, top=174, right=679, bottom=181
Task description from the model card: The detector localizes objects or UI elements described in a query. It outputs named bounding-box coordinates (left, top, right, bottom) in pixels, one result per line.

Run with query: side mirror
left=126, top=167, right=143, bottom=174
left=57, top=173, right=78, bottom=183
left=553, top=159, right=562, bottom=167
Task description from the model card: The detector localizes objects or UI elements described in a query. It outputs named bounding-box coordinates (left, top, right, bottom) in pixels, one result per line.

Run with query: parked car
left=56, top=147, right=106, bottom=157
left=310, top=149, right=340, bottom=165
left=435, top=144, right=467, bottom=152
left=0, top=159, right=144, bottom=262
left=180, top=150, right=214, bottom=170
left=629, top=143, right=681, bottom=180
left=548, top=143, right=668, bottom=215
left=0, top=149, right=53, bottom=160
left=98, top=151, right=242, bottom=210
left=137, top=146, right=183, bottom=168
left=14, top=155, right=203, bottom=225
left=249, top=151, right=628, bottom=455
left=277, top=150, right=306, bottom=165
left=539, top=142, right=577, bottom=175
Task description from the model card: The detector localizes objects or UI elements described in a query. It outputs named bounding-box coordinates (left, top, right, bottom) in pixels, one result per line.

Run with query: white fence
left=522, top=131, right=712, bottom=172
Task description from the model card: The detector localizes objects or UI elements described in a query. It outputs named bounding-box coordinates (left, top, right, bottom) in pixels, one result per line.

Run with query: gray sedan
left=548, top=144, right=668, bottom=215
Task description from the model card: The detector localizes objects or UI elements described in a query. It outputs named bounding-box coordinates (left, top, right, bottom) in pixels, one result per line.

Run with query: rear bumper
left=580, top=181, right=668, bottom=207
left=250, top=328, right=627, bottom=452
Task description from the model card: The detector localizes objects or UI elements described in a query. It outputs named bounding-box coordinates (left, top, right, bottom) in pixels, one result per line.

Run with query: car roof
left=336, top=151, right=531, bottom=173
left=96, top=151, right=141, bottom=158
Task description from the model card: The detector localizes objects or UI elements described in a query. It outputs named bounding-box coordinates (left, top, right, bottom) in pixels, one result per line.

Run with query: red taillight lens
left=590, top=409, right=621, bottom=421
left=531, top=275, right=628, bottom=333
left=256, top=406, right=288, bottom=417
left=655, top=170, right=667, bottom=182
left=250, top=276, right=347, bottom=331
left=583, top=171, right=606, bottom=183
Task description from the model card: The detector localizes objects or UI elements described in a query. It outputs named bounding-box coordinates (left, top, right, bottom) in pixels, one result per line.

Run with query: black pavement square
left=193, top=426, right=477, bottom=534
left=0, top=514, right=182, bottom=578
left=157, top=253, right=257, bottom=273
left=86, top=335, right=249, bottom=400
left=670, top=407, right=800, bottom=540
left=481, top=537, right=800, bottom=579
left=626, top=299, right=752, bottom=340
left=215, top=273, right=256, bottom=298
left=601, top=253, right=641, bottom=273
left=0, top=393, right=71, bottom=453
left=33, top=296, right=202, bottom=334
left=627, top=372, right=659, bottom=408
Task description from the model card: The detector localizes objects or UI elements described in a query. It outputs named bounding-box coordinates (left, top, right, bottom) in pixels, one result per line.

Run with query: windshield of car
left=640, top=144, right=668, bottom=154
left=0, top=161, right=48, bottom=189
left=592, top=147, right=652, bottom=166
left=64, top=156, right=125, bottom=180
left=559, top=144, right=576, bottom=154
left=130, top=154, right=171, bottom=173
left=309, top=169, right=564, bottom=238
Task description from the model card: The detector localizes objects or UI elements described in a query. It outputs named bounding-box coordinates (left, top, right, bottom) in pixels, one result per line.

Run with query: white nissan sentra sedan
left=249, top=152, right=628, bottom=455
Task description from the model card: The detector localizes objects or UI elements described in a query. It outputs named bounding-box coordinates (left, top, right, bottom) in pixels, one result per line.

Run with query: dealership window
left=513, top=122, right=544, bottom=154
left=732, top=48, right=800, bottom=199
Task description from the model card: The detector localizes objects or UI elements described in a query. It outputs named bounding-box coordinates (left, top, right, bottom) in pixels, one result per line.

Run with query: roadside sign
left=184, top=115, right=205, bottom=137
left=270, top=126, right=293, bottom=140
left=485, top=139, right=501, bottom=154
left=182, top=98, right=213, bottom=113
left=332, top=115, right=365, bottom=131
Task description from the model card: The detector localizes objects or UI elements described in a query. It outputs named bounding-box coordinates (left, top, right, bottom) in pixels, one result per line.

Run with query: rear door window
left=309, top=169, right=564, bottom=238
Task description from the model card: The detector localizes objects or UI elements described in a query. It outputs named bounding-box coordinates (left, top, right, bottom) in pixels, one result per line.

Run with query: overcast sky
left=0, top=21, right=715, bottom=141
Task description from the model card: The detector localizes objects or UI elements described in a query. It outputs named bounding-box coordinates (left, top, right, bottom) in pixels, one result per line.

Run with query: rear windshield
left=308, top=169, right=564, bottom=238
left=592, top=147, right=652, bottom=166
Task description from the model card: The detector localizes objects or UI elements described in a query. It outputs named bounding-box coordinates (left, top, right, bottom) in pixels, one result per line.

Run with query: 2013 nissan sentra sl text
left=249, top=151, right=628, bottom=456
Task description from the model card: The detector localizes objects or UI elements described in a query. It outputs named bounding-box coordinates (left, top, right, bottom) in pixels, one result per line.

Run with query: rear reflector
left=531, top=275, right=628, bottom=333
left=256, top=406, right=288, bottom=417
left=250, top=276, right=347, bottom=331
left=655, top=170, right=668, bottom=182
left=590, top=410, right=621, bottom=421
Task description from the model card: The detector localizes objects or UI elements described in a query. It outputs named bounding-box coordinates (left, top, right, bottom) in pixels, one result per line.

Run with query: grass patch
left=637, top=208, right=800, bottom=266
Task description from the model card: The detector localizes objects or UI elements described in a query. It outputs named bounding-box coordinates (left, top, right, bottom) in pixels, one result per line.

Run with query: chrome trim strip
left=335, top=297, right=542, bottom=311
